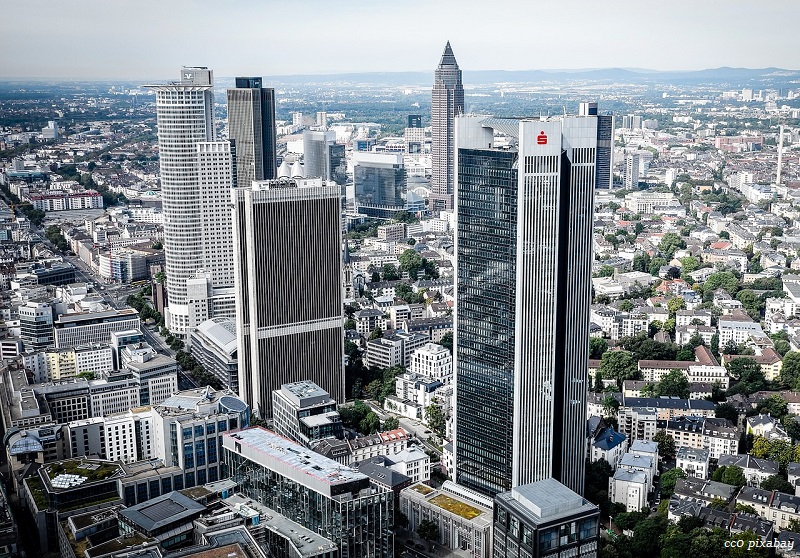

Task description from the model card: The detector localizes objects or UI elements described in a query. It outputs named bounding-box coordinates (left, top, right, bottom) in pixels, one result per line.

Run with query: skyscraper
left=353, top=152, right=407, bottom=219
left=146, top=68, right=235, bottom=335
left=303, top=130, right=344, bottom=184
left=430, top=41, right=464, bottom=213
left=454, top=113, right=599, bottom=497
left=232, top=178, right=345, bottom=418
left=227, top=77, right=277, bottom=187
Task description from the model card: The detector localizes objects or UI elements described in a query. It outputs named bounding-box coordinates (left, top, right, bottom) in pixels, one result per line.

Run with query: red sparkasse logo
left=537, top=131, right=547, bottom=145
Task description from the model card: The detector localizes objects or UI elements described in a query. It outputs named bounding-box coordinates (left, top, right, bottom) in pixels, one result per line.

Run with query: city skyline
left=3, top=0, right=798, bottom=79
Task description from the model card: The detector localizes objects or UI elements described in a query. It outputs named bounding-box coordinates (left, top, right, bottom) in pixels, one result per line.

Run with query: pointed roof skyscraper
left=430, top=42, right=464, bottom=213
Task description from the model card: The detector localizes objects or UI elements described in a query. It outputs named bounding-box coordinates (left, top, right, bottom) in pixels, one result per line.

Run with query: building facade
left=227, top=76, right=277, bottom=187
left=222, top=427, right=393, bottom=558
left=455, top=114, right=599, bottom=497
left=232, top=178, right=345, bottom=417
left=430, top=42, right=464, bottom=212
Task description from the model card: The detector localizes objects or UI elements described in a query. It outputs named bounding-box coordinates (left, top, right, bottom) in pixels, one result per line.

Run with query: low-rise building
left=401, top=481, right=493, bottom=558
left=718, top=454, right=779, bottom=486
left=676, top=446, right=710, bottom=479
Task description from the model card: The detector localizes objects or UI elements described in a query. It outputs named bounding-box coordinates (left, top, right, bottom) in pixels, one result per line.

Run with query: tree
left=714, top=403, right=739, bottom=423
left=720, top=465, right=746, bottom=488
left=344, top=318, right=356, bottom=331
left=758, top=394, right=788, bottom=419
left=599, top=351, right=638, bottom=387
left=632, top=252, right=651, bottom=273
left=425, top=404, right=446, bottom=438
left=702, top=271, right=740, bottom=297
left=151, top=240, right=163, bottom=250
left=786, top=518, right=800, bottom=533
left=750, top=436, right=771, bottom=458
left=653, top=431, right=676, bottom=459
left=381, top=264, right=400, bottom=280
left=439, top=332, right=453, bottom=354
left=729, top=530, right=770, bottom=558
left=679, top=256, right=700, bottom=275
left=725, top=358, right=766, bottom=395
left=589, top=338, right=609, bottom=359
left=711, top=466, right=727, bottom=482
left=781, top=351, right=800, bottom=390
left=667, top=297, right=686, bottom=317
left=417, top=519, right=439, bottom=542
left=630, top=514, right=668, bottom=557
left=761, top=474, right=794, bottom=494
left=399, top=249, right=424, bottom=279
left=656, top=369, right=690, bottom=399
left=602, top=394, right=620, bottom=418
left=660, top=468, right=687, bottom=497
left=382, top=416, right=400, bottom=431
left=658, top=233, right=686, bottom=260
left=368, top=326, right=383, bottom=341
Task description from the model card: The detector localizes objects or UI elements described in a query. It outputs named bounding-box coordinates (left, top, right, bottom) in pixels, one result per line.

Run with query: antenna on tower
left=777, top=124, right=785, bottom=185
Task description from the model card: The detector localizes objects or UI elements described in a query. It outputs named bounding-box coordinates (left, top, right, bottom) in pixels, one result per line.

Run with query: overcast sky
left=2, top=0, right=798, bottom=80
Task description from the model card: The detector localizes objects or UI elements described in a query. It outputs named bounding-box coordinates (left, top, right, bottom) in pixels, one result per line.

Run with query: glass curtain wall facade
left=222, top=431, right=392, bottom=558
left=227, top=77, right=277, bottom=187
left=454, top=148, right=518, bottom=496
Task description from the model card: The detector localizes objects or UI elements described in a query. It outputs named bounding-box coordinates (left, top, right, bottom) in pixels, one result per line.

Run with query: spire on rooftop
left=439, top=41, right=457, bottom=67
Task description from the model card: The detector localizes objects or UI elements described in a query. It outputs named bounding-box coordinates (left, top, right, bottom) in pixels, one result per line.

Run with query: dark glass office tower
left=353, top=152, right=407, bottom=219
left=227, top=77, right=277, bottom=187
left=455, top=114, right=598, bottom=497
left=455, top=147, right=518, bottom=496
left=430, top=42, right=464, bottom=212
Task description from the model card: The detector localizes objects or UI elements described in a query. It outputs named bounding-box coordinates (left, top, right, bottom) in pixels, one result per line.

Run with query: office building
left=579, top=102, right=614, bottom=190
left=151, top=387, right=249, bottom=488
left=430, top=41, right=464, bottom=212
left=227, top=76, right=277, bottom=186
left=405, top=114, right=425, bottom=155
left=53, top=307, right=141, bottom=348
left=232, top=178, right=344, bottom=417
left=353, top=152, right=407, bottom=219
left=271, top=381, right=343, bottom=446
left=304, top=130, right=345, bottom=184
left=190, top=317, right=239, bottom=392
left=145, top=67, right=237, bottom=335
left=19, top=301, right=54, bottom=350
left=454, top=114, right=599, bottom=496
left=624, top=153, right=640, bottom=189
left=222, top=427, right=393, bottom=558
left=494, top=479, right=599, bottom=558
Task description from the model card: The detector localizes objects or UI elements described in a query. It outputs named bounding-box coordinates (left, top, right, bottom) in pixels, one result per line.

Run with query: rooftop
left=119, top=490, right=206, bottom=532
left=500, top=478, right=598, bottom=524
left=225, top=427, right=366, bottom=486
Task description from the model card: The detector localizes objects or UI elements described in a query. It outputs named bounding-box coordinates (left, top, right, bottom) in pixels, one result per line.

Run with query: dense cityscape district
left=2, top=43, right=800, bottom=558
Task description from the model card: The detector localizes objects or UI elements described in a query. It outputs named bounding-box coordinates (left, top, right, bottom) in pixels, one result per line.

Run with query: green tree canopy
left=658, top=233, right=686, bottom=260
left=653, top=430, right=676, bottom=459
left=599, top=351, right=639, bottom=387
left=781, top=351, right=800, bottom=390
left=660, top=468, right=687, bottom=498
left=761, top=474, right=794, bottom=494
left=589, top=338, right=609, bottom=359
left=656, top=369, right=690, bottom=398
left=720, top=465, right=746, bottom=488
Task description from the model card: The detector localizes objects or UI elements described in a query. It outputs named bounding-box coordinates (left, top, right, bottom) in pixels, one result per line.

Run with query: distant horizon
left=1, top=65, right=799, bottom=83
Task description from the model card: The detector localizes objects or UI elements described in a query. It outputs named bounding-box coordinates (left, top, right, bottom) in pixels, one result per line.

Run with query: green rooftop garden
left=429, top=494, right=482, bottom=520
left=45, top=459, right=121, bottom=484
left=25, top=476, right=48, bottom=510
left=411, top=484, right=434, bottom=496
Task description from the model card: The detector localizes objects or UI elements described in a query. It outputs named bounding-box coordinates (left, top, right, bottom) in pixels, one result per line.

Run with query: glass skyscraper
left=454, top=113, right=600, bottom=497
left=227, top=76, right=277, bottom=187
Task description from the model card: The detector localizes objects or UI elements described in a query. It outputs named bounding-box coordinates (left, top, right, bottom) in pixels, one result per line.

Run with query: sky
left=2, top=0, right=798, bottom=80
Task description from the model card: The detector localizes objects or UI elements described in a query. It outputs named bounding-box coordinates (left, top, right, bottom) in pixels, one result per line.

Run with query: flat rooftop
left=226, top=427, right=366, bottom=486
left=224, top=493, right=336, bottom=558
left=498, top=478, right=598, bottom=525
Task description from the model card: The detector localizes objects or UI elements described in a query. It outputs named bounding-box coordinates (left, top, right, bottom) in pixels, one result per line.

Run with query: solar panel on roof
left=140, top=500, right=187, bottom=522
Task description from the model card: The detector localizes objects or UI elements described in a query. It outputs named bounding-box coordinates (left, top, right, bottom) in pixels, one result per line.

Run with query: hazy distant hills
left=264, top=67, right=800, bottom=86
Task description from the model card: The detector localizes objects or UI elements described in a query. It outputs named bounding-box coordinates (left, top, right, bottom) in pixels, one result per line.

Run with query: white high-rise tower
left=145, top=68, right=235, bottom=335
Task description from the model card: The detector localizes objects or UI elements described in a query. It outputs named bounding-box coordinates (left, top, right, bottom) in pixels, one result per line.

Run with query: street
left=362, top=401, right=442, bottom=458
